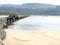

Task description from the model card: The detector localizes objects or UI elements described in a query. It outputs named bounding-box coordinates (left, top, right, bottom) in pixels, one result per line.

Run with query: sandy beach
left=3, top=29, right=60, bottom=45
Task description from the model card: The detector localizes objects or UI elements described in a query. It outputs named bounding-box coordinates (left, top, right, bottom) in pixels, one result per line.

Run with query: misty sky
left=0, top=0, right=60, bottom=5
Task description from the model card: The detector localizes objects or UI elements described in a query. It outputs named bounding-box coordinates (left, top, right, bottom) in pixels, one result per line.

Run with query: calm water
left=0, top=15, right=9, bottom=18
left=8, top=15, right=60, bottom=31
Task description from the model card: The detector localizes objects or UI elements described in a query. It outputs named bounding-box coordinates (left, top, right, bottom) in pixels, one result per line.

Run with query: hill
left=0, top=3, right=60, bottom=15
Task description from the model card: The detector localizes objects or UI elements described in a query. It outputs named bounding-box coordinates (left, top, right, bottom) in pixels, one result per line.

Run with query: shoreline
left=4, top=29, right=60, bottom=45
left=0, top=15, right=60, bottom=45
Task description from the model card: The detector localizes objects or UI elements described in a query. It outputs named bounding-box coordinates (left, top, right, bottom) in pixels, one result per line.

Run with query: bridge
left=0, top=15, right=30, bottom=29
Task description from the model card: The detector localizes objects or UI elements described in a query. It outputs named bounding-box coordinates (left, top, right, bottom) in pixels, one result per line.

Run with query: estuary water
left=0, top=15, right=9, bottom=18
left=8, top=15, right=60, bottom=31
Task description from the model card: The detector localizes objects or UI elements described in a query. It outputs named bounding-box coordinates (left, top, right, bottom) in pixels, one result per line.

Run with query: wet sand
left=4, top=29, right=60, bottom=45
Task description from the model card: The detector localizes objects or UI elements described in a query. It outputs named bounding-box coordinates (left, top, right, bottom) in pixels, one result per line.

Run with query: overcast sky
left=0, top=0, right=60, bottom=5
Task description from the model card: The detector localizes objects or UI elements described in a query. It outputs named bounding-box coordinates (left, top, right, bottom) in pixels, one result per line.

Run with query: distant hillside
left=0, top=3, right=56, bottom=8
left=20, top=3, right=56, bottom=9
left=0, top=3, right=60, bottom=15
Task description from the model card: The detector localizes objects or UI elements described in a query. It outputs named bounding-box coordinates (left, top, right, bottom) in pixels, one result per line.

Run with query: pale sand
left=4, top=29, right=60, bottom=45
